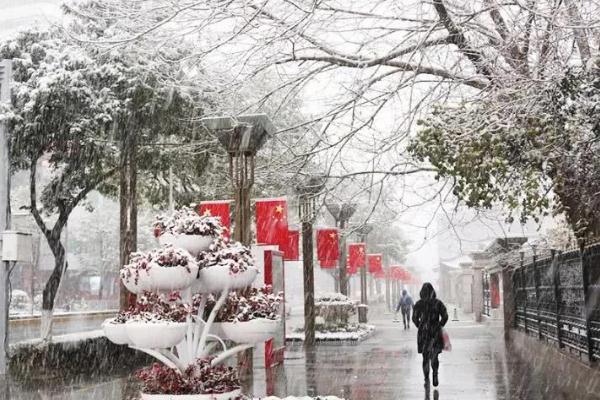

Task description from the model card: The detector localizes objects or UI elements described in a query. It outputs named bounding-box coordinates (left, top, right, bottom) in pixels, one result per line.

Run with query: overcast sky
left=0, top=1, right=554, bottom=284
left=0, top=0, right=61, bottom=36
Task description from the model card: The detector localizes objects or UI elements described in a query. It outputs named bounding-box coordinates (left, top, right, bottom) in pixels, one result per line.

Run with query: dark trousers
left=401, top=310, right=411, bottom=329
left=422, top=350, right=440, bottom=381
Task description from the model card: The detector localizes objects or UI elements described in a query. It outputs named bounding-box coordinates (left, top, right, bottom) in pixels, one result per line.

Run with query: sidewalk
left=279, top=306, right=597, bottom=400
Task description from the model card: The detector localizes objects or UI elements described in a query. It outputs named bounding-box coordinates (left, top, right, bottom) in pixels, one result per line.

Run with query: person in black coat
left=412, top=282, right=448, bottom=387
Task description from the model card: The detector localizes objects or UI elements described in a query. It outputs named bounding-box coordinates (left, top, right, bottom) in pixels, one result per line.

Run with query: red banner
left=283, top=228, right=299, bottom=261
left=320, top=259, right=337, bottom=269
left=198, top=200, right=231, bottom=238
left=348, top=243, right=366, bottom=269
left=255, top=198, right=289, bottom=250
left=390, top=266, right=409, bottom=281
left=367, top=254, right=383, bottom=274
left=373, top=269, right=386, bottom=279
left=347, top=256, right=358, bottom=275
left=317, top=228, right=339, bottom=262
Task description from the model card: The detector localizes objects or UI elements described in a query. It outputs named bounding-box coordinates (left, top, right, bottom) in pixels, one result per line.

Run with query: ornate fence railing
left=483, top=273, right=491, bottom=317
left=512, top=244, right=600, bottom=363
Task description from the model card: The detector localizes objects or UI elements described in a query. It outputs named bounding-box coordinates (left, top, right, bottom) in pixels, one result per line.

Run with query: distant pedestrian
left=395, top=290, right=414, bottom=329
left=412, top=283, right=448, bottom=388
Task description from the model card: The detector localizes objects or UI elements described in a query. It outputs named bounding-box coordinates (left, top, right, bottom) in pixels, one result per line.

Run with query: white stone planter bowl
left=146, top=261, right=199, bottom=292
left=121, top=266, right=152, bottom=295
left=141, top=389, right=241, bottom=400
left=221, top=318, right=280, bottom=344
left=194, top=265, right=258, bottom=293
left=159, top=233, right=214, bottom=256
left=102, top=318, right=131, bottom=345
left=126, top=320, right=187, bottom=349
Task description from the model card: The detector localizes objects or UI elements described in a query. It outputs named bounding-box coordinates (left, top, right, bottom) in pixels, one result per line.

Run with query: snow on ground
left=11, top=329, right=104, bottom=348
left=287, top=324, right=376, bottom=341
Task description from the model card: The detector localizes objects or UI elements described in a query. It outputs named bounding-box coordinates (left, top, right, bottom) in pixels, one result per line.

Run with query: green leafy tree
left=0, top=31, right=122, bottom=332
left=409, top=68, right=600, bottom=241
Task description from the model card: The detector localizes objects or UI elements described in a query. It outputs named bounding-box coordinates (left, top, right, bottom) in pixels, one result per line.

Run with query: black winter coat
left=412, top=283, right=448, bottom=354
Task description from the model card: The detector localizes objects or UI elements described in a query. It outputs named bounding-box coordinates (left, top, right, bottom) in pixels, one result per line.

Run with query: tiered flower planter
left=103, top=208, right=282, bottom=399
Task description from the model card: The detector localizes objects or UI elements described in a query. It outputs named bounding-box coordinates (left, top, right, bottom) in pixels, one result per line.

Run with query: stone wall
left=509, top=330, right=600, bottom=398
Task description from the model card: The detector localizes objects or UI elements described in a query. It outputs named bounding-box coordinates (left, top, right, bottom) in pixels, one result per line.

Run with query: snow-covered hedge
left=314, top=292, right=356, bottom=328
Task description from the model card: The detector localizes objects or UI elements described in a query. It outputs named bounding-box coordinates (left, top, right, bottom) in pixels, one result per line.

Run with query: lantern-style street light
left=296, top=175, right=326, bottom=346
left=325, top=202, right=356, bottom=295
left=201, top=114, right=274, bottom=245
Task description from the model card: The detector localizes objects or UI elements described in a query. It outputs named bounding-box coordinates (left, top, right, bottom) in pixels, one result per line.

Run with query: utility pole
left=0, top=59, right=12, bottom=377
left=325, top=203, right=356, bottom=295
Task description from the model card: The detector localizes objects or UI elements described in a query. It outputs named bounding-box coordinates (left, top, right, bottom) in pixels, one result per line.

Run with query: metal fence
left=483, top=273, right=491, bottom=317
left=512, top=245, right=600, bottom=363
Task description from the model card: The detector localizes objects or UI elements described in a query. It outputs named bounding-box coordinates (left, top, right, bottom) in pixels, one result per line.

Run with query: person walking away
left=412, top=283, right=448, bottom=387
left=395, top=290, right=414, bottom=329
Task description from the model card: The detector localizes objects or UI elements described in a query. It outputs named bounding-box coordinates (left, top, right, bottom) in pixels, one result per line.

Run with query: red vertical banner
left=367, top=254, right=383, bottom=274
left=255, top=198, right=289, bottom=250
left=373, top=269, right=386, bottom=279
left=283, top=229, right=300, bottom=261
left=317, top=228, right=339, bottom=266
left=348, top=243, right=366, bottom=269
left=319, top=259, right=337, bottom=269
left=347, top=256, right=358, bottom=275
left=198, top=200, right=232, bottom=238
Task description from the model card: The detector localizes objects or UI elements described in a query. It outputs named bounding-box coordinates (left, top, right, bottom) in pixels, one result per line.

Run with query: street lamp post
left=325, top=203, right=356, bottom=295
left=201, top=114, right=274, bottom=388
left=296, top=176, right=326, bottom=347
left=202, top=114, right=274, bottom=245
left=356, top=224, right=373, bottom=323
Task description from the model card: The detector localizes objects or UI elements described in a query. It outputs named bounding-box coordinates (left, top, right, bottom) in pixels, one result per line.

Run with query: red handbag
left=442, top=328, right=452, bottom=351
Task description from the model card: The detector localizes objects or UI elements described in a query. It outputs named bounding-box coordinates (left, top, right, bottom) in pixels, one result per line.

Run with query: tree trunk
left=119, top=133, right=137, bottom=310
left=41, top=239, right=66, bottom=340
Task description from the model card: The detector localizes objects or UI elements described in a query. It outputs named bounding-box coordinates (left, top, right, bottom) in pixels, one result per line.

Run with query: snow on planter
left=194, top=241, right=258, bottom=293
left=221, top=318, right=280, bottom=344
left=104, top=292, right=191, bottom=347
left=126, top=320, right=188, bottom=349
left=120, top=246, right=198, bottom=293
left=101, top=317, right=131, bottom=345
left=153, top=207, right=224, bottom=256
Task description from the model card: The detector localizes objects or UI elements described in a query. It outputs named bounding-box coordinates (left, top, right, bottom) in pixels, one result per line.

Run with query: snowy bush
left=314, top=292, right=356, bottom=328
left=120, top=246, right=196, bottom=285
left=135, top=358, right=240, bottom=395
left=153, top=207, right=224, bottom=237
